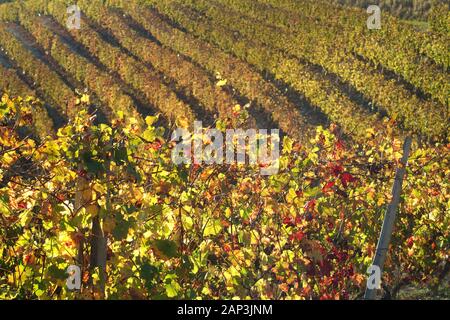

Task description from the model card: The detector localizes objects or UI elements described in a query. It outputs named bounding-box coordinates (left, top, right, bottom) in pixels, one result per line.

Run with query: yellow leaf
left=145, top=115, right=159, bottom=126
left=176, top=116, right=190, bottom=128
left=80, top=94, right=90, bottom=104
left=216, top=79, right=228, bottom=87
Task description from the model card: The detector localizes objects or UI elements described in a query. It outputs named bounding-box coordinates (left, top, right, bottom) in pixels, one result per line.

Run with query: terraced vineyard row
left=0, top=61, right=34, bottom=98
left=24, top=14, right=146, bottom=127
left=74, top=4, right=255, bottom=128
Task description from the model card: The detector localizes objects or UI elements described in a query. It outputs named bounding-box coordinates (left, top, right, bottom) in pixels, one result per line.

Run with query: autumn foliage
left=0, top=95, right=448, bottom=299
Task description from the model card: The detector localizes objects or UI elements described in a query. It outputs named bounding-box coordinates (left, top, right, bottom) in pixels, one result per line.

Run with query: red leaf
left=304, top=199, right=316, bottom=212
left=258, top=162, right=269, bottom=168
left=330, top=164, right=344, bottom=176
left=407, top=236, right=414, bottom=248
left=322, top=181, right=335, bottom=193
left=335, top=139, right=344, bottom=151
left=17, top=201, right=27, bottom=209
left=283, top=217, right=294, bottom=226
left=150, top=140, right=162, bottom=151
left=320, top=294, right=332, bottom=300
left=340, top=172, right=356, bottom=187
left=289, top=231, right=305, bottom=242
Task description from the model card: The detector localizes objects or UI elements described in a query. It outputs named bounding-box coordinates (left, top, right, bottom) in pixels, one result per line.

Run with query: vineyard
left=0, top=0, right=449, bottom=300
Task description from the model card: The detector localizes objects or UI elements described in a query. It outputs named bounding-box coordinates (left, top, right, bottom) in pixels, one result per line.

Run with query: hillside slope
left=0, top=0, right=448, bottom=142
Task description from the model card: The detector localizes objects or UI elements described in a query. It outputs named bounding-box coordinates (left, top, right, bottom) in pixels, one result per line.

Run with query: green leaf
left=165, top=283, right=179, bottom=298
left=151, top=239, right=178, bottom=258
left=112, top=213, right=131, bottom=241
left=140, top=262, right=158, bottom=290
left=164, top=274, right=181, bottom=298
left=47, top=265, right=67, bottom=280
left=82, top=151, right=104, bottom=174
left=113, top=146, right=128, bottom=165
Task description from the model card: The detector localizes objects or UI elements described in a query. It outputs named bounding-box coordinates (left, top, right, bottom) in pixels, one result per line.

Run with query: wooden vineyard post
left=89, top=156, right=110, bottom=298
left=364, top=136, right=412, bottom=300
left=89, top=215, right=107, bottom=296
left=74, top=164, right=86, bottom=292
